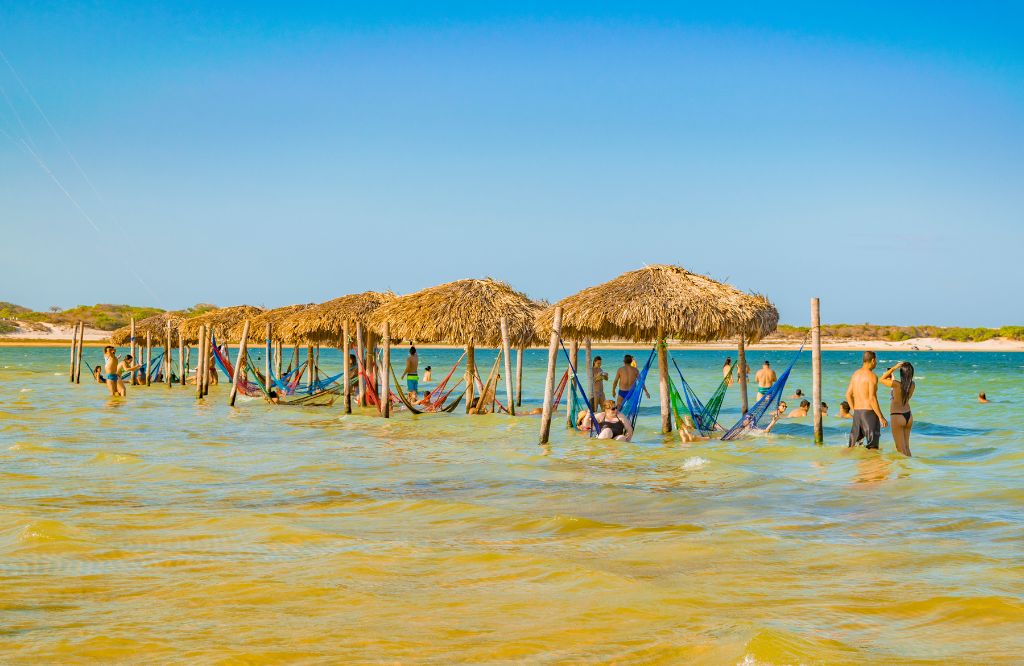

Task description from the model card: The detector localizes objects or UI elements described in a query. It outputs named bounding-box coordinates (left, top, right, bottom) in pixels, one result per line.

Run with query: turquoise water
left=1, top=345, right=1023, bottom=663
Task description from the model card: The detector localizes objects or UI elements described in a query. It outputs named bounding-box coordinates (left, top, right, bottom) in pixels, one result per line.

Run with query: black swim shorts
left=849, top=409, right=880, bottom=449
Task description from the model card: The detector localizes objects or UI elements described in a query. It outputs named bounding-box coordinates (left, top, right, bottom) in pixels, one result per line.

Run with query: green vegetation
left=0, top=302, right=222, bottom=333
left=776, top=324, right=1024, bottom=343
left=0, top=302, right=32, bottom=318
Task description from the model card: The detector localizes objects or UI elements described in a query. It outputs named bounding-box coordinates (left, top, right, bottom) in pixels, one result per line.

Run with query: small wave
left=682, top=456, right=708, bottom=470
left=19, top=388, right=32, bottom=393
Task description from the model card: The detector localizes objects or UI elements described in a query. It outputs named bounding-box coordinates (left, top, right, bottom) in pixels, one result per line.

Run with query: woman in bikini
left=881, top=361, right=915, bottom=456
left=594, top=400, right=633, bottom=441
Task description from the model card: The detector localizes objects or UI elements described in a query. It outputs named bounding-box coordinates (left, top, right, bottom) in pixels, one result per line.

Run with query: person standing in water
left=102, top=346, right=121, bottom=396
left=845, top=351, right=887, bottom=450
left=755, top=361, right=777, bottom=400
left=612, top=354, right=649, bottom=408
left=722, top=357, right=734, bottom=386
left=592, top=356, right=608, bottom=407
left=881, top=361, right=915, bottom=456
left=401, top=345, right=419, bottom=399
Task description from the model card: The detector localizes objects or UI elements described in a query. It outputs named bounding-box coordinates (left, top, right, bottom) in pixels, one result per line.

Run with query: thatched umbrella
left=535, top=265, right=779, bottom=435
left=226, top=304, right=314, bottom=343
left=177, top=305, right=264, bottom=344
left=277, top=291, right=395, bottom=345
left=110, top=312, right=184, bottom=346
left=367, top=278, right=538, bottom=413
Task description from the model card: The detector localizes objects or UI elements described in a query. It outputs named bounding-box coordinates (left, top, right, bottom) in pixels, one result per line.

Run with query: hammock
left=389, top=352, right=468, bottom=414
left=469, top=355, right=503, bottom=414
left=121, top=351, right=165, bottom=380
left=618, top=347, right=656, bottom=428
left=549, top=370, right=570, bottom=411
left=720, top=344, right=805, bottom=440
left=672, top=358, right=729, bottom=435
left=559, top=338, right=600, bottom=436
left=210, top=343, right=264, bottom=397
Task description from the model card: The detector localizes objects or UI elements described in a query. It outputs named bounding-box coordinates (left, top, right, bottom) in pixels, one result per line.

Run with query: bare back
left=848, top=368, right=879, bottom=411
left=616, top=365, right=639, bottom=391
left=755, top=367, right=776, bottom=388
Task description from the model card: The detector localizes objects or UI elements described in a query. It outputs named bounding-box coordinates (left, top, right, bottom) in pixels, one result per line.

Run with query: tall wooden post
left=566, top=340, right=579, bottom=427
left=539, top=306, right=562, bottom=444
left=738, top=335, right=749, bottom=414
left=500, top=317, right=515, bottom=416
left=265, top=323, right=272, bottom=395
left=165, top=320, right=172, bottom=387
left=229, top=321, right=251, bottom=406
left=381, top=322, right=391, bottom=418
left=465, top=343, right=476, bottom=413
left=178, top=333, right=186, bottom=386
left=196, top=325, right=206, bottom=399
left=145, top=331, right=153, bottom=386
left=657, top=330, right=672, bottom=434
left=811, top=297, right=823, bottom=445
left=584, top=339, right=594, bottom=410
left=68, top=322, right=77, bottom=382
left=275, top=340, right=283, bottom=378
left=129, top=317, right=136, bottom=385
left=74, top=321, right=84, bottom=383
left=356, top=323, right=366, bottom=407
left=515, top=342, right=524, bottom=407
left=343, top=321, right=352, bottom=414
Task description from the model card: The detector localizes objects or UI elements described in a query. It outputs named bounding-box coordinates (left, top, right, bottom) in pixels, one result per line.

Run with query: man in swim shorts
left=844, top=350, right=888, bottom=449
left=612, top=354, right=649, bottom=408
left=401, top=345, right=419, bottom=399
left=755, top=360, right=777, bottom=400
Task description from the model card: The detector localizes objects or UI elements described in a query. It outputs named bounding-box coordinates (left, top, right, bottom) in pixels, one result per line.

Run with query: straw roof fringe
left=278, top=292, right=396, bottom=345
left=226, top=304, right=315, bottom=343
left=109, top=312, right=186, bottom=346
left=534, top=265, right=779, bottom=343
left=177, top=305, right=264, bottom=343
left=367, top=279, right=539, bottom=347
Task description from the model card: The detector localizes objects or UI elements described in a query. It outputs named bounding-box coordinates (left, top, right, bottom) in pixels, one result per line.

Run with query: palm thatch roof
left=367, top=279, right=539, bottom=347
left=225, top=303, right=315, bottom=343
left=534, top=264, right=779, bottom=343
left=177, top=305, right=264, bottom=343
left=277, top=291, right=395, bottom=345
left=109, top=312, right=185, bottom=346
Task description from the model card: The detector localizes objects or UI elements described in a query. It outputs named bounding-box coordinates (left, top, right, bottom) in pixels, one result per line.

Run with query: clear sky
left=1, top=2, right=1021, bottom=326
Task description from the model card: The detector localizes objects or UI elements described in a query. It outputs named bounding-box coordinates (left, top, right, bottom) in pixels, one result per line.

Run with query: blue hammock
left=619, top=347, right=656, bottom=428
left=559, top=338, right=600, bottom=436
left=720, top=344, right=804, bottom=441
left=120, top=351, right=165, bottom=380
left=672, top=358, right=729, bottom=435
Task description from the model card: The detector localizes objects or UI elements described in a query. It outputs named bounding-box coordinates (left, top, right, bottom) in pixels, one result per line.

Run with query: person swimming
left=787, top=399, right=810, bottom=418
left=837, top=401, right=852, bottom=419
left=978, top=392, right=990, bottom=403
left=790, top=388, right=804, bottom=400
left=422, top=366, right=432, bottom=383
left=820, top=401, right=828, bottom=417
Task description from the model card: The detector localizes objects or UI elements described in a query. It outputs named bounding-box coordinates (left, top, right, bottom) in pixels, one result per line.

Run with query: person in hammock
left=594, top=400, right=634, bottom=441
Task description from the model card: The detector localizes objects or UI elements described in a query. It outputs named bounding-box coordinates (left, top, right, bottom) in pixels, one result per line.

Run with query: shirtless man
left=612, top=354, right=649, bottom=408
left=401, top=345, right=419, bottom=399
left=844, top=350, right=888, bottom=449
left=117, top=354, right=142, bottom=396
left=102, top=346, right=122, bottom=396
left=787, top=399, right=810, bottom=418
left=755, top=361, right=777, bottom=401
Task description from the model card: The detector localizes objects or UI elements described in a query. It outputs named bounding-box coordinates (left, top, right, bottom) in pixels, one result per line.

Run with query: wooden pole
left=145, top=331, right=152, bottom=387
left=275, top=340, right=283, bottom=378
left=178, top=334, right=186, bottom=386
left=307, top=344, right=314, bottom=392
left=566, top=340, right=578, bottom=427
left=812, top=297, right=823, bottom=445
left=196, top=325, right=206, bottom=399
left=500, top=317, right=515, bottom=416
left=74, top=321, right=84, bottom=383
left=129, top=317, right=136, bottom=385
left=229, top=321, right=251, bottom=406
left=343, top=321, right=352, bottom=414
left=381, top=322, right=391, bottom=418
left=68, top=322, right=77, bottom=382
left=165, top=320, right=172, bottom=387
left=738, top=335, right=749, bottom=414
left=265, top=323, right=272, bottom=396
left=515, top=342, right=524, bottom=407
left=584, top=339, right=594, bottom=410
left=539, top=306, right=562, bottom=444
left=465, top=343, right=476, bottom=413
left=356, top=323, right=366, bottom=407
left=657, top=331, right=672, bottom=434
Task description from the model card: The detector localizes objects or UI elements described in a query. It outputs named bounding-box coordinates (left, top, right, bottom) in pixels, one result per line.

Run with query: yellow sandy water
left=1, top=347, right=1023, bottom=663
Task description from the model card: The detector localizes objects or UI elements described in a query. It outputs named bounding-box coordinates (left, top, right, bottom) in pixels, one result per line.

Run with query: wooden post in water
left=75, top=322, right=84, bottom=383
left=306, top=344, right=314, bottom=392
left=737, top=335, right=749, bottom=414
left=539, top=306, right=562, bottom=445
left=566, top=340, right=579, bottom=427
left=165, top=320, right=172, bottom=387
left=343, top=321, right=352, bottom=414
left=229, top=321, right=251, bottom=406
left=657, top=330, right=672, bottom=434
left=264, top=323, right=272, bottom=396
left=178, top=333, right=186, bottom=386
left=275, top=340, right=283, bottom=378
left=129, top=317, right=137, bottom=385
left=355, top=323, right=366, bottom=407
left=500, top=316, right=515, bottom=416
left=465, top=343, right=476, bottom=413
left=515, top=341, right=524, bottom=407
left=381, top=322, right=391, bottom=418
left=145, top=331, right=152, bottom=386
left=68, top=322, right=77, bottom=382
left=811, top=297, right=823, bottom=445
left=196, top=325, right=206, bottom=399
left=584, top=339, right=594, bottom=410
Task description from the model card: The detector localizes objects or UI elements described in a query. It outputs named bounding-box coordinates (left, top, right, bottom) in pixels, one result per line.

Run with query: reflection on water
left=1, top=346, right=1023, bottom=662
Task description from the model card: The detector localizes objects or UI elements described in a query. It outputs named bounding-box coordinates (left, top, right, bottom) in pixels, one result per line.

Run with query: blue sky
left=1, top=2, right=1021, bottom=325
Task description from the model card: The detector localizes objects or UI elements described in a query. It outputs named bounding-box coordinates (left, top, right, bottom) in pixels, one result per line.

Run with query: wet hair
left=103, top=345, right=114, bottom=353
left=794, top=389, right=803, bottom=396
left=840, top=401, right=851, bottom=411
left=898, top=362, right=915, bottom=400
left=763, top=360, right=770, bottom=366
left=724, top=357, right=732, bottom=366
left=821, top=401, right=828, bottom=409
left=349, top=353, right=357, bottom=361
left=979, top=392, right=987, bottom=400
left=623, top=354, right=633, bottom=364
left=863, top=351, right=876, bottom=363
left=594, top=356, right=602, bottom=363
left=800, top=399, right=810, bottom=408
left=125, top=355, right=133, bottom=361
left=424, top=366, right=431, bottom=371
left=409, top=346, right=416, bottom=354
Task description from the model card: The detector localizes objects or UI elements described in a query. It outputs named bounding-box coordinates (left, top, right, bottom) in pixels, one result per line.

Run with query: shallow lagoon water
left=1, top=346, right=1023, bottom=663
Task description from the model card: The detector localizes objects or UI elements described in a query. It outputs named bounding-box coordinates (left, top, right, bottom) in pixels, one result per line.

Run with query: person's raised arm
left=880, top=361, right=900, bottom=388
